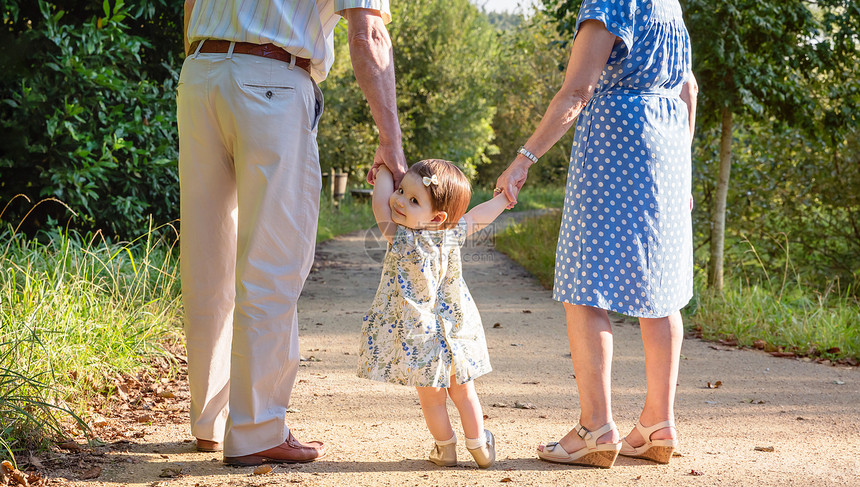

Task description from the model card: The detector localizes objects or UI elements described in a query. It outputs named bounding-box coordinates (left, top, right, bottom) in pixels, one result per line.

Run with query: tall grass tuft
left=689, top=279, right=860, bottom=360
left=0, top=222, right=183, bottom=460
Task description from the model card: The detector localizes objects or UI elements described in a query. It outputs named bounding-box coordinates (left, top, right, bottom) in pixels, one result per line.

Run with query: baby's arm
left=463, top=192, right=508, bottom=237
left=372, top=165, right=397, bottom=244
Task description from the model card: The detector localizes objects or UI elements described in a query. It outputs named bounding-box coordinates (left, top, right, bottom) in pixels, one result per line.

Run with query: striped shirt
left=187, top=0, right=392, bottom=82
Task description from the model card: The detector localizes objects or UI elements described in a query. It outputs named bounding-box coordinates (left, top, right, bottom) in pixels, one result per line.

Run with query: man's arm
left=342, top=8, right=407, bottom=185
left=184, top=0, right=195, bottom=56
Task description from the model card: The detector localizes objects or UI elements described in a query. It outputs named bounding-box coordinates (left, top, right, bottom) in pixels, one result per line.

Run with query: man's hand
left=367, top=142, right=407, bottom=186
left=496, top=157, right=531, bottom=209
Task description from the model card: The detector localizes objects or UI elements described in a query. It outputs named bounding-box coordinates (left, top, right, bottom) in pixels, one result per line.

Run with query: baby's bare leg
left=416, top=386, right=455, bottom=441
left=447, top=378, right=484, bottom=440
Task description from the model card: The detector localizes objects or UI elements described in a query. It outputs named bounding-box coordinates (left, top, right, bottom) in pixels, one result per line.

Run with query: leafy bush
left=0, top=0, right=180, bottom=238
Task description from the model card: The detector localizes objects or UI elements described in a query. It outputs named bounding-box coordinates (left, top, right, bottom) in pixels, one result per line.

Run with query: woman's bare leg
left=540, top=303, right=619, bottom=453
left=624, top=311, right=683, bottom=445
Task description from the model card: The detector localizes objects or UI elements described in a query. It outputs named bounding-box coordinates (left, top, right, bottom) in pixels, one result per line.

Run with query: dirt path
left=52, top=217, right=858, bottom=486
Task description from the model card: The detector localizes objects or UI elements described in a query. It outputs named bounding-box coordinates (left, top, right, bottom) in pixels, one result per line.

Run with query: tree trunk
left=708, top=106, right=733, bottom=291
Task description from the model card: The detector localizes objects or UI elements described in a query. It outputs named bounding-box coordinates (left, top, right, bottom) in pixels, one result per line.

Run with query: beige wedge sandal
left=537, top=421, right=621, bottom=468
left=619, top=420, right=677, bottom=464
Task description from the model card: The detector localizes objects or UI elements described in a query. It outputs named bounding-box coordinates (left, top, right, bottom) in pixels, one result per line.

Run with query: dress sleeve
left=575, top=0, right=637, bottom=59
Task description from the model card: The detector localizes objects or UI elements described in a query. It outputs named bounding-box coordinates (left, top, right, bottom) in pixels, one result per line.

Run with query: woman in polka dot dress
left=496, top=0, right=698, bottom=468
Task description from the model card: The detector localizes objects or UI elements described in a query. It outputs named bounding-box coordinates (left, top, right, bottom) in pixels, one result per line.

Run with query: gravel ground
left=53, top=216, right=859, bottom=487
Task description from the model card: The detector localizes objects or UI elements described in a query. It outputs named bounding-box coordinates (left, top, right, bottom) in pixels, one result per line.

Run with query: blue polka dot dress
left=553, top=0, right=694, bottom=318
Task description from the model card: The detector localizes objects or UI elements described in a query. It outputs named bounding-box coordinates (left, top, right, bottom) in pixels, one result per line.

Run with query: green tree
left=682, top=0, right=859, bottom=290
left=318, top=0, right=499, bottom=181
left=479, top=9, right=572, bottom=187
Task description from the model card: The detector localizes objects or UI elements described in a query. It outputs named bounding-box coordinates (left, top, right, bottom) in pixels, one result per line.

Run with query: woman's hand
left=496, top=156, right=532, bottom=209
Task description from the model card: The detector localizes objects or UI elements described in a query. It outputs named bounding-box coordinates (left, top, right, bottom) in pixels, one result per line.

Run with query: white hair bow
left=422, top=174, right=439, bottom=187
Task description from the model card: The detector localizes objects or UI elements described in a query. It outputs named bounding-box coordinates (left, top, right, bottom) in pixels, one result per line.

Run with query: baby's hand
left=367, top=161, right=385, bottom=185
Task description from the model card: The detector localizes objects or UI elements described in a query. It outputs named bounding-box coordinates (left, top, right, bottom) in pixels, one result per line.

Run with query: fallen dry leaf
left=1, top=460, right=12, bottom=475
left=160, top=467, right=183, bottom=478
left=158, top=391, right=175, bottom=399
left=253, top=465, right=273, bottom=475
left=136, top=414, right=153, bottom=423
left=688, top=469, right=704, bottom=476
left=27, top=454, right=44, bottom=469
left=754, top=446, right=775, bottom=452
left=522, top=310, right=532, bottom=314
left=11, top=469, right=28, bottom=486
left=58, top=440, right=81, bottom=452
left=672, top=451, right=683, bottom=457
left=500, top=478, right=512, bottom=483
left=770, top=351, right=796, bottom=358
left=80, top=466, right=102, bottom=480
left=706, top=380, right=723, bottom=389
left=492, top=323, right=502, bottom=328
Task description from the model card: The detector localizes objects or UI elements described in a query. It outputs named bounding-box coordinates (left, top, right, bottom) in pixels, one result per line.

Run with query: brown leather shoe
left=196, top=438, right=223, bottom=452
left=223, top=431, right=326, bottom=466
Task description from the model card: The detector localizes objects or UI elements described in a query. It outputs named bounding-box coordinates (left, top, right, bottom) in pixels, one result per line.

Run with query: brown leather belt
left=190, top=40, right=311, bottom=74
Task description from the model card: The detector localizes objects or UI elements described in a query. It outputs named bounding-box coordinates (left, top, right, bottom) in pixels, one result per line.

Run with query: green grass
left=470, top=185, right=565, bottom=211
left=494, top=211, right=562, bottom=289
left=493, top=211, right=860, bottom=362
left=0, top=224, right=182, bottom=458
left=316, top=193, right=376, bottom=243
left=688, top=278, right=860, bottom=362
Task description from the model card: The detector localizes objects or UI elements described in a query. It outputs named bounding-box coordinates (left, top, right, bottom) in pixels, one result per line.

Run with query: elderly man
left=178, top=0, right=406, bottom=466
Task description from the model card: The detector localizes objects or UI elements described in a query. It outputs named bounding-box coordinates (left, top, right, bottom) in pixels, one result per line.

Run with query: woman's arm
left=496, top=19, right=617, bottom=207
left=680, top=72, right=698, bottom=144
left=463, top=193, right=509, bottom=237
left=372, top=165, right=397, bottom=244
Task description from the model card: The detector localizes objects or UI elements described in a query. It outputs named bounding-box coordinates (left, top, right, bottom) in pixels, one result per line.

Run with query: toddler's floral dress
left=358, top=219, right=491, bottom=387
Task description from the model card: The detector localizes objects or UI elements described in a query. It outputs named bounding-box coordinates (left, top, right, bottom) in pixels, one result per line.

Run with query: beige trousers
left=177, top=46, right=323, bottom=457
